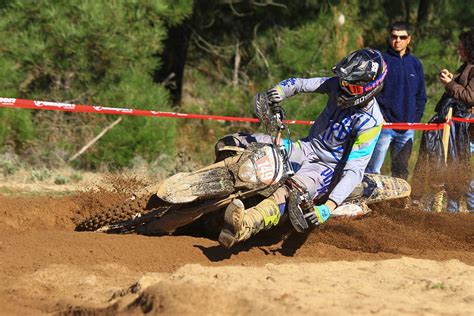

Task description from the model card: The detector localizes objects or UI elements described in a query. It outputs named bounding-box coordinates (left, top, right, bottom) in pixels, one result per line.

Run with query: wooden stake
left=68, top=117, right=122, bottom=163
left=442, top=107, right=452, bottom=164
left=433, top=108, right=453, bottom=212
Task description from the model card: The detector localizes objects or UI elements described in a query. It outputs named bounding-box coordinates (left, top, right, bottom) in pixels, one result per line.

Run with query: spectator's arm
left=445, top=70, right=474, bottom=107
left=415, top=62, right=427, bottom=122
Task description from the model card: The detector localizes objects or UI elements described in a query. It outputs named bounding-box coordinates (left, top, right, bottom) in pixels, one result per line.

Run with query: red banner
left=0, top=97, right=472, bottom=130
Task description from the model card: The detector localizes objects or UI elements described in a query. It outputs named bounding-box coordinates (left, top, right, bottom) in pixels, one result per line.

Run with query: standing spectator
left=438, top=28, right=474, bottom=212
left=366, top=21, right=427, bottom=179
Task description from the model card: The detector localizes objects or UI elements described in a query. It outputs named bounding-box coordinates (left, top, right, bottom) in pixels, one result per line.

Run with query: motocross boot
left=218, top=198, right=280, bottom=248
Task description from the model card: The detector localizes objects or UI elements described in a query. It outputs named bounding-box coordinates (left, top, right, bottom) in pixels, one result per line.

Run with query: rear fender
left=346, top=174, right=411, bottom=204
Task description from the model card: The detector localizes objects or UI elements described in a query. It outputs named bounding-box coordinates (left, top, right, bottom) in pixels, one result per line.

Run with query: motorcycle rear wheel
left=75, top=194, right=168, bottom=233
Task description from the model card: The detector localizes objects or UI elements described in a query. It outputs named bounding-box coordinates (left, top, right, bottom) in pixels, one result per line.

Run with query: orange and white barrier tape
left=0, top=97, right=472, bottom=130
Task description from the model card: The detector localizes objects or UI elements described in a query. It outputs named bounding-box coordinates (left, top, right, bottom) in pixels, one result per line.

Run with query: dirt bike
left=76, top=93, right=411, bottom=236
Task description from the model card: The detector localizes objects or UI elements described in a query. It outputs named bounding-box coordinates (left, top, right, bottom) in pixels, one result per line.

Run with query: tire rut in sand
left=301, top=202, right=474, bottom=261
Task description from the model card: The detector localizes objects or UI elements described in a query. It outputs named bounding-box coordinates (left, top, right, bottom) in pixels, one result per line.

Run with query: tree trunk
left=404, top=0, right=410, bottom=22
left=417, top=0, right=430, bottom=31
left=154, top=23, right=191, bottom=105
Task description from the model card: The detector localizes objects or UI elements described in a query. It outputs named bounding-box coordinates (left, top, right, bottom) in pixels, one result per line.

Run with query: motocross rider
left=218, top=48, right=388, bottom=248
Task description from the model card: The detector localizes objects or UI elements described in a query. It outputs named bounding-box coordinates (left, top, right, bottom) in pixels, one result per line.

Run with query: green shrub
left=69, top=172, right=83, bottom=183
left=1, top=160, right=18, bottom=176
left=31, top=169, right=51, bottom=182
left=54, top=175, right=68, bottom=185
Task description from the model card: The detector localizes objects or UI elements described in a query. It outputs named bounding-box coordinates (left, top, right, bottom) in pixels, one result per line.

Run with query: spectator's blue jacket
left=376, top=48, right=427, bottom=123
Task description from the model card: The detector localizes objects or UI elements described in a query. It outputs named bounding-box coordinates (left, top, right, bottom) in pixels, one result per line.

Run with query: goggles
left=340, top=80, right=365, bottom=95
left=340, top=62, right=388, bottom=95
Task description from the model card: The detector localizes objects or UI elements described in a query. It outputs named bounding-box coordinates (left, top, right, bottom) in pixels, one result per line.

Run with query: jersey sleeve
left=275, top=77, right=333, bottom=98
left=328, top=124, right=382, bottom=205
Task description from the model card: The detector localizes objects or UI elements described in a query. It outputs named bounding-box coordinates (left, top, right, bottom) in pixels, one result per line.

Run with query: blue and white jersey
left=275, top=77, right=384, bottom=205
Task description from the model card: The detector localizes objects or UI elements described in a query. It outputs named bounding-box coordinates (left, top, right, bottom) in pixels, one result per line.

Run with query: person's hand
left=267, top=86, right=285, bottom=103
left=253, top=92, right=286, bottom=128
left=304, top=204, right=331, bottom=225
left=439, top=69, right=454, bottom=85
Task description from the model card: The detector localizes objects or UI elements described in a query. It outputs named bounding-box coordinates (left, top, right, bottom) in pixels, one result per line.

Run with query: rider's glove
left=267, top=86, right=285, bottom=103
left=304, top=204, right=331, bottom=226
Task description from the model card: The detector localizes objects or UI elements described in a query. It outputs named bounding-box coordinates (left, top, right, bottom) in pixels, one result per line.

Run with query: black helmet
left=333, top=48, right=387, bottom=108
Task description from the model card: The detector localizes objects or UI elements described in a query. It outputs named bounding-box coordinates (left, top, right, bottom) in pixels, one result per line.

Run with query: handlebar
left=254, top=92, right=294, bottom=175
left=254, top=92, right=288, bottom=136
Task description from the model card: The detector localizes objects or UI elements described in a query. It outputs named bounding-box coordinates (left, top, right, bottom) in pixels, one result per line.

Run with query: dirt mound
left=0, top=188, right=473, bottom=314
left=306, top=203, right=474, bottom=262
left=123, top=259, right=474, bottom=315
left=37, top=259, right=474, bottom=315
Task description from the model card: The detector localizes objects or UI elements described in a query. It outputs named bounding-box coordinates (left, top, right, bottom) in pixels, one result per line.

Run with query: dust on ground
left=0, top=174, right=473, bottom=315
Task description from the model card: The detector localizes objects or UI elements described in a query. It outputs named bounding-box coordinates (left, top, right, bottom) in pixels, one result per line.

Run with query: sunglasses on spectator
left=391, top=34, right=409, bottom=40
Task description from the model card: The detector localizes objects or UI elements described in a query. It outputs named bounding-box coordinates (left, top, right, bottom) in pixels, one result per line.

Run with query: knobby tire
left=76, top=194, right=167, bottom=233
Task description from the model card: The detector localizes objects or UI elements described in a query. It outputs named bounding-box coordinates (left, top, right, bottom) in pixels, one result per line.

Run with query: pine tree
left=0, top=0, right=192, bottom=168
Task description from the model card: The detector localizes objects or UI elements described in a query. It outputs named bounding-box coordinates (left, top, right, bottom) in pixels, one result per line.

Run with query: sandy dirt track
left=0, top=187, right=473, bottom=315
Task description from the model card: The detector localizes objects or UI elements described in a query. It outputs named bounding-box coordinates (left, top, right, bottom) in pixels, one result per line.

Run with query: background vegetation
left=0, top=0, right=472, bottom=177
